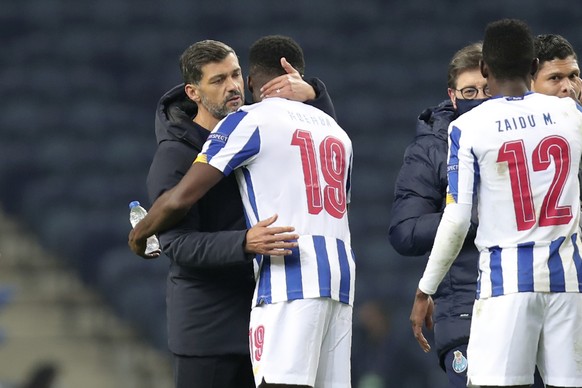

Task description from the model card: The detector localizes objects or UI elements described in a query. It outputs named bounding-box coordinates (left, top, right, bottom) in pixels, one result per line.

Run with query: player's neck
left=490, top=78, right=530, bottom=97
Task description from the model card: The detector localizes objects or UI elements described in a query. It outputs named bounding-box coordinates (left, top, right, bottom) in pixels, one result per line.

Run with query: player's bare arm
left=260, top=57, right=316, bottom=101
left=129, top=162, right=224, bottom=258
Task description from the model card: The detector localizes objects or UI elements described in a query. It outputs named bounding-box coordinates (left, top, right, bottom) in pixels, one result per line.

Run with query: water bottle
left=129, top=201, right=160, bottom=254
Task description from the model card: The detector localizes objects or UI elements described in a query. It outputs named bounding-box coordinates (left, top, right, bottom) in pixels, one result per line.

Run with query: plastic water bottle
left=129, top=201, right=160, bottom=254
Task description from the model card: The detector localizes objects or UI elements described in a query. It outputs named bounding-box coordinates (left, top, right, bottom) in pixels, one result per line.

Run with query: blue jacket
left=388, top=100, right=478, bottom=368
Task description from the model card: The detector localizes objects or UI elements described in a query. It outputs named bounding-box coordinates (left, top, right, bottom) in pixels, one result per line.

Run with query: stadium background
left=0, top=1, right=580, bottom=387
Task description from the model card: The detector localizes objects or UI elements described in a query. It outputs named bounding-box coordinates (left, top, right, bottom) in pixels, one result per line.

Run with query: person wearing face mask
left=389, top=42, right=545, bottom=388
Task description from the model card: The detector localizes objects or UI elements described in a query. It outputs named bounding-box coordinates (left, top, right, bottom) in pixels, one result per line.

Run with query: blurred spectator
left=21, top=362, right=60, bottom=388
left=0, top=286, right=15, bottom=345
left=352, top=299, right=434, bottom=387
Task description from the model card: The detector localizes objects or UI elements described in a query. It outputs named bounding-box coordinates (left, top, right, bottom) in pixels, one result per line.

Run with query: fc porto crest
left=452, top=350, right=468, bottom=373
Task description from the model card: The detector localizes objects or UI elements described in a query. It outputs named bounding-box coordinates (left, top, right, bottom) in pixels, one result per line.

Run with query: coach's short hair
left=179, top=40, right=237, bottom=85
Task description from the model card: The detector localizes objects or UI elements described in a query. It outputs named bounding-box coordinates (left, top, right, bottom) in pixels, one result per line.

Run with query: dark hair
left=447, top=42, right=483, bottom=88
left=482, top=19, right=534, bottom=80
left=249, top=35, right=305, bottom=78
left=179, top=40, right=236, bottom=84
left=534, top=34, right=577, bottom=64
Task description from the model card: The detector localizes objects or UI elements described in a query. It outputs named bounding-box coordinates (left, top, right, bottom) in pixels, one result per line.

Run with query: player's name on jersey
left=286, top=109, right=333, bottom=127
left=496, top=112, right=554, bottom=132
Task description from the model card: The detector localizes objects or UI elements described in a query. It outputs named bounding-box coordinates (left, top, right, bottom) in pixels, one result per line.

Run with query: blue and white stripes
left=477, top=233, right=582, bottom=299
left=254, top=235, right=356, bottom=306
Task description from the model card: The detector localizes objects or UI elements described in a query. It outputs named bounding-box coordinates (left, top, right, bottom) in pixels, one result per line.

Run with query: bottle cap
left=129, top=201, right=141, bottom=209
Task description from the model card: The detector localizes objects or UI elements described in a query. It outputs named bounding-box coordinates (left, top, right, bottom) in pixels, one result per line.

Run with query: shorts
left=467, top=292, right=582, bottom=387
left=249, top=298, right=352, bottom=388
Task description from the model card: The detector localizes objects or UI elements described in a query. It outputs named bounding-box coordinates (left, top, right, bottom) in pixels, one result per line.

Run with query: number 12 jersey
left=447, top=92, right=582, bottom=299
left=196, top=97, right=355, bottom=307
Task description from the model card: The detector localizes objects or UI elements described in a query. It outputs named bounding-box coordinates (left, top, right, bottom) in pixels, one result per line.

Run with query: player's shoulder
left=527, top=92, right=579, bottom=109
left=530, top=93, right=582, bottom=117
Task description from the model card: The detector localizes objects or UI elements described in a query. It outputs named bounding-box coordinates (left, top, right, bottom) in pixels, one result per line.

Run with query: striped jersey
left=196, top=97, right=355, bottom=306
left=447, top=92, right=582, bottom=299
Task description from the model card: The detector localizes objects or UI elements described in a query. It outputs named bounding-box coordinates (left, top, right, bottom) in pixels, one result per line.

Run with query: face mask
left=456, top=98, right=489, bottom=115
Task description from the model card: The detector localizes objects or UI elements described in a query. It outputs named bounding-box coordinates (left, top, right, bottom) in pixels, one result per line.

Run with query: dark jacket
left=147, top=80, right=336, bottom=356
left=388, top=100, right=478, bottom=368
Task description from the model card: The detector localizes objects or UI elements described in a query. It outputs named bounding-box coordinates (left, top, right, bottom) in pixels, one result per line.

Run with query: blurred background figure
left=352, top=297, right=444, bottom=387
left=0, top=286, right=15, bottom=345
left=21, top=362, right=60, bottom=388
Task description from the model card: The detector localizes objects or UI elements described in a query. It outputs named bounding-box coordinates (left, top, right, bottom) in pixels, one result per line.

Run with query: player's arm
left=410, top=201, right=471, bottom=352
left=410, top=122, right=473, bottom=352
left=418, top=202, right=472, bottom=294
left=129, top=162, right=223, bottom=258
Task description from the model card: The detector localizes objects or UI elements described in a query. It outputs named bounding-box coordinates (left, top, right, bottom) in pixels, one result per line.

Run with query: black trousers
left=173, top=353, right=254, bottom=388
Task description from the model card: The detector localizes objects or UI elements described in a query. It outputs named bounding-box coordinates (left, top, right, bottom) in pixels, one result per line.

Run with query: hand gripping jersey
left=447, top=92, right=582, bottom=299
left=196, top=97, right=355, bottom=306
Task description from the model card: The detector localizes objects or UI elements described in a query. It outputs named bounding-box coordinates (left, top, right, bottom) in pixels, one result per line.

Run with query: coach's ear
left=185, top=83, right=201, bottom=103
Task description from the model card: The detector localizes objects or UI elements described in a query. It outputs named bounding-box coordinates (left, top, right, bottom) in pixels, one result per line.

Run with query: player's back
left=244, top=98, right=354, bottom=305
left=449, top=92, right=582, bottom=297
left=202, top=97, right=355, bottom=305
left=234, top=98, right=352, bottom=240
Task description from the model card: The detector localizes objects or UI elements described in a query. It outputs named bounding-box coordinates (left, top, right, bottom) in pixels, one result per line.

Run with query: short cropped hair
left=483, top=19, right=535, bottom=80
left=179, top=40, right=236, bottom=85
left=447, top=42, right=483, bottom=89
left=249, top=35, right=305, bottom=78
left=534, top=34, right=577, bottom=64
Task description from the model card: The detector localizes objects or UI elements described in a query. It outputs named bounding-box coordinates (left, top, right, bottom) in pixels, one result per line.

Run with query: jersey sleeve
left=195, top=110, right=261, bottom=176
left=446, top=123, right=477, bottom=206
left=418, top=202, right=472, bottom=294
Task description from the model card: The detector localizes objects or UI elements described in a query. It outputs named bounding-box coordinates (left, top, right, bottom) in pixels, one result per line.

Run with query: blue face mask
left=456, top=98, right=489, bottom=115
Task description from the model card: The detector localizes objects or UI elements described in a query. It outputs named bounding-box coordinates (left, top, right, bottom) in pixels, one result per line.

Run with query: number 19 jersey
left=196, top=97, right=355, bottom=307
left=447, top=92, right=582, bottom=298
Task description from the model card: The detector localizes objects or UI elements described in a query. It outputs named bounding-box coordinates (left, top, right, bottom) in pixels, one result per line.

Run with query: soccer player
left=410, top=18, right=582, bottom=388
left=531, top=34, right=581, bottom=102
left=130, top=35, right=354, bottom=388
